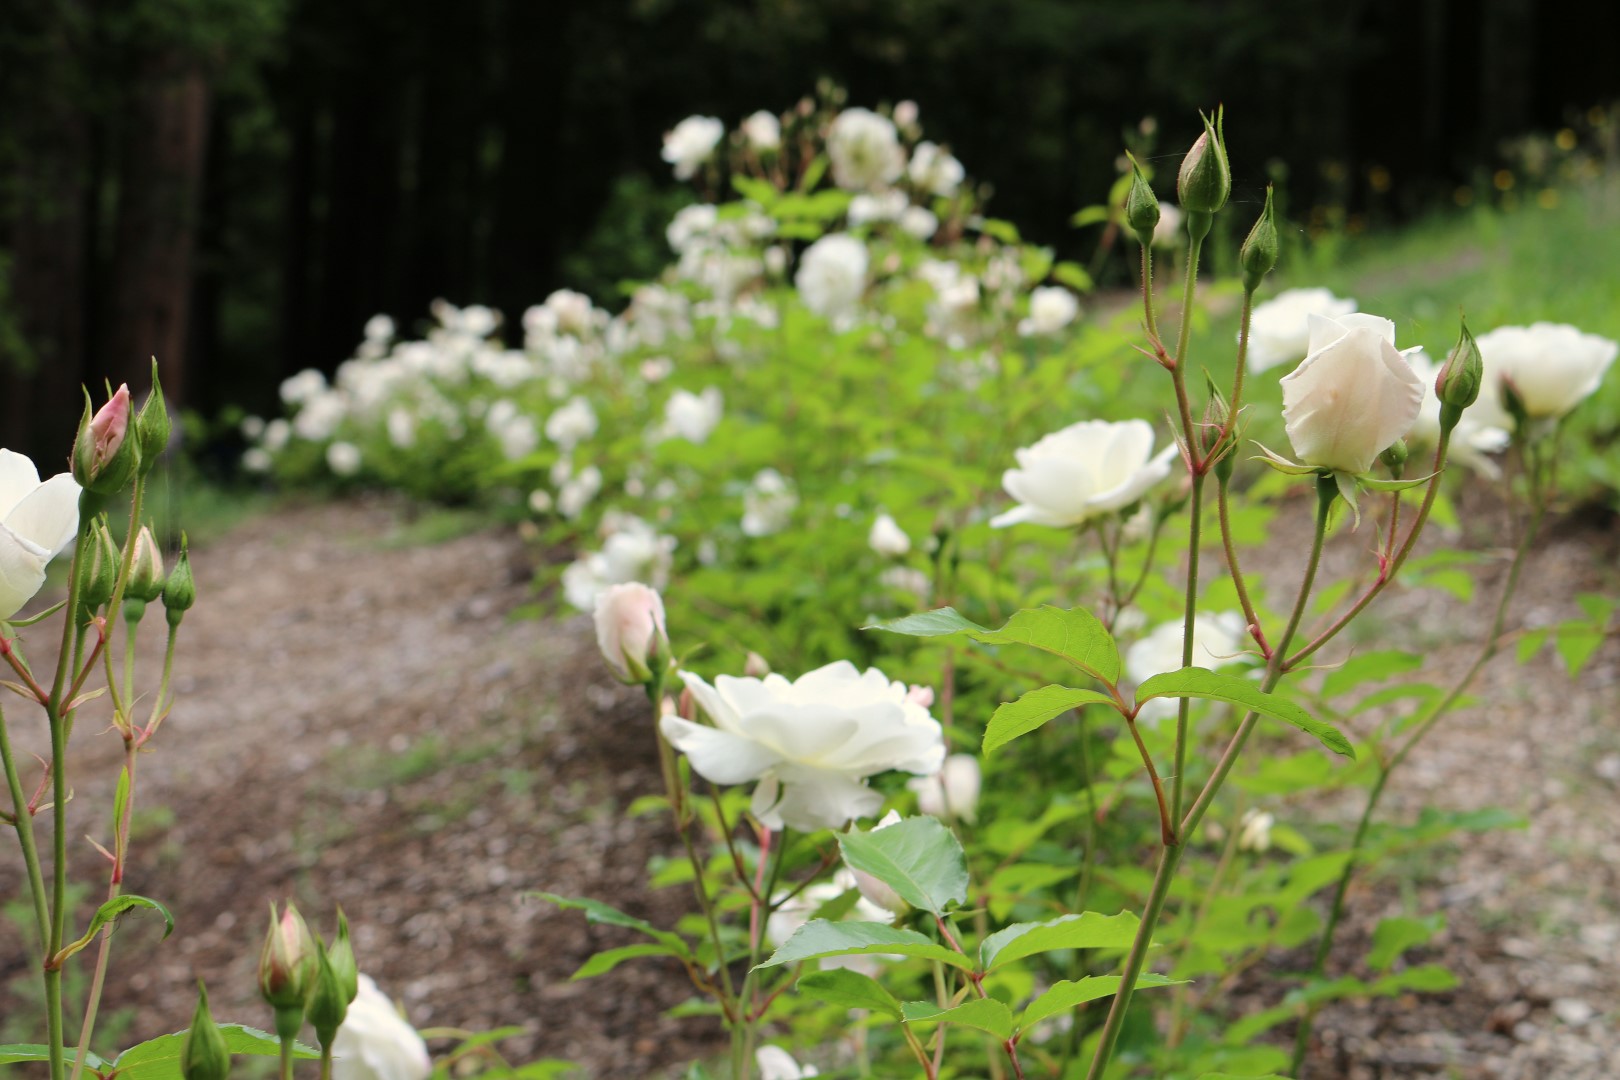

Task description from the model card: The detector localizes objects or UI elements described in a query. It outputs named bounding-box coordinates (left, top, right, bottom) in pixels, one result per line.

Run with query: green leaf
left=0, top=1046, right=106, bottom=1069
left=1020, top=974, right=1183, bottom=1029
left=1555, top=622, right=1605, bottom=676
left=56, top=895, right=174, bottom=966
left=1136, top=668, right=1353, bottom=758
left=837, top=817, right=967, bottom=916
left=1051, top=261, right=1094, bottom=292
left=531, top=893, right=692, bottom=957
left=112, top=1025, right=316, bottom=1079
left=1069, top=205, right=1112, bottom=228
left=1319, top=650, right=1424, bottom=699
left=1515, top=626, right=1549, bottom=664
left=1198, top=1074, right=1291, bottom=1079
left=796, top=968, right=904, bottom=1019
left=984, top=685, right=1119, bottom=754
left=756, top=920, right=972, bottom=971
left=901, top=998, right=1014, bottom=1040
left=868, top=605, right=1120, bottom=685
left=730, top=175, right=779, bottom=207
left=571, top=943, right=679, bottom=980
left=980, top=911, right=1140, bottom=972
left=1366, top=914, right=1444, bottom=972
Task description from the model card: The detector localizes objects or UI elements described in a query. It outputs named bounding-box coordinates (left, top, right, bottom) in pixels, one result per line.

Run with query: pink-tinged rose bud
left=126, top=525, right=166, bottom=604
left=593, top=582, right=669, bottom=685
left=259, top=902, right=317, bottom=1013
left=743, top=651, right=771, bottom=678
left=73, top=384, right=139, bottom=494
left=907, top=753, right=982, bottom=824
left=905, top=684, right=935, bottom=709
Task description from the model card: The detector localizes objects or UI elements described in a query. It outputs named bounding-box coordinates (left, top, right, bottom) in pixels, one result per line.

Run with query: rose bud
left=593, top=582, right=670, bottom=686
left=1124, top=152, right=1161, bottom=248
left=1240, top=185, right=1280, bottom=293
left=181, top=981, right=231, bottom=1080
left=72, top=384, right=140, bottom=495
left=1177, top=107, right=1230, bottom=227
left=259, top=902, right=317, bottom=1038
left=135, top=360, right=172, bottom=477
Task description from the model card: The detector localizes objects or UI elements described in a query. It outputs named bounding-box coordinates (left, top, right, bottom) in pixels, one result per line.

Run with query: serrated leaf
left=797, top=968, right=904, bottom=1019
left=901, top=998, right=1014, bottom=1040
left=980, top=911, right=1139, bottom=972
left=1020, top=973, right=1183, bottom=1029
left=531, top=893, right=692, bottom=957
left=756, top=920, right=972, bottom=970
left=1367, top=914, right=1444, bottom=972
left=0, top=1046, right=106, bottom=1068
left=868, top=606, right=1120, bottom=684
left=983, top=685, right=1119, bottom=753
left=55, top=895, right=173, bottom=967
left=571, top=943, right=679, bottom=980
left=1136, top=667, right=1352, bottom=758
left=837, top=817, right=966, bottom=916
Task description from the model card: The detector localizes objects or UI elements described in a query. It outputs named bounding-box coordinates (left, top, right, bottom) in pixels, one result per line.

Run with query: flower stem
left=1171, top=473, right=1206, bottom=827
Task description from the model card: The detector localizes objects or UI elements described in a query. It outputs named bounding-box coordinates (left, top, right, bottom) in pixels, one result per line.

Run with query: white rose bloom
left=1403, top=348, right=1510, bottom=477
left=741, top=110, right=782, bottom=151
left=279, top=368, right=327, bottom=406
left=293, top=391, right=348, bottom=441
left=1151, top=204, right=1184, bottom=249
left=0, top=451, right=81, bottom=619
left=663, top=387, right=724, bottom=444
left=742, top=468, right=797, bottom=537
left=663, top=661, right=946, bottom=831
left=662, top=115, right=724, bottom=180
left=330, top=975, right=430, bottom=1080
left=544, top=289, right=596, bottom=336
left=907, top=141, right=964, bottom=197
left=991, top=419, right=1178, bottom=529
left=1281, top=312, right=1424, bottom=474
left=893, top=100, right=918, bottom=128
left=1018, top=286, right=1079, bottom=337
left=386, top=408, right=417, bottom=450
left=666, top=203, right=719, bottom=254
left=326, top=441, right=362, bottom=477
left=899, top=205, right=939, bottom=240
left=1473, top=322, right=1618, bottom=424
left=794, top=234, right=868, bottom=321
left=826, top=108, right=905, bottom=192
left=263, top=418, right=291, bottom=451
left=756, top=1046, right=819, bottom=1080
left=916, top=258, right=962, bottom=294
left=1126, top=611, right=1252, bottom=725
left=847, top=190, right=908, bottom=226
left=545, top=396, right=598, bottom=449
left=527, top=489, right=552, bottom=514
left=556, top=465, right=603, bottom=520
left=868, top=513, right=911, bottom=557
left=242, top=447, right=273, bottom=473
left=1246, top=288, right=1358, bottom=373
left=906, top=754, right=981, bottom=824
left=1238, top=808, right=1274, bottom=853
left=594, top=582, right=668, bottom=683
left=363, top=314, right=395, bottom=342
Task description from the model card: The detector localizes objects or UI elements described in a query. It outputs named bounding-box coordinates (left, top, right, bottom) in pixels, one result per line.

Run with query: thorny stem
left=1171, top=473, right=1207, bottom=828
left=1290, top=444, right=1549, bottom=1076
left=1085, top=476, right=1337, bottom=1080
left=1286, top=430, right=1452, bottom=669
left=1216, top=472, right=1267, bottom=656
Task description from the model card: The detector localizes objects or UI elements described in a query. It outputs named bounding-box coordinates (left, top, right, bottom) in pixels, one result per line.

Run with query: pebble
left=1552, top=998, right=1595, bottom=1025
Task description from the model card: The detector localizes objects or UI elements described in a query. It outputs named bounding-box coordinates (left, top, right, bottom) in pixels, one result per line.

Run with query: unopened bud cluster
left=256, top=902, right=362, bottom=1052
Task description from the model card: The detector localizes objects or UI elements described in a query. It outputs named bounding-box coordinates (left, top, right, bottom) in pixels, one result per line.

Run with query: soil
left=1, top=494, right=1616, bottom=1079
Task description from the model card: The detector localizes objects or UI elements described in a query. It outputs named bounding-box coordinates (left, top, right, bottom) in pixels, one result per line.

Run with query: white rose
left=794, top=234, right=868, bottom=321
left=330, top=975, right=431, bottom=1080
left=326, top=441, right=362, bottom=477
left=1246, top=288, right=1358, bottom=373
left=868, top=513, right=911, bottom=557
left=663, top=661, right=947, bottom=831
left=756, top=1047, right=819, bottom=1080
left=545, top=396, right=598, bottom=449
left=741, top=110, right=781, bottom=151
left=1474, top=322, right=1617, bottom=423
left=742, top=468, right=797, bottom=537
left=1126, top=611, right=1252, bottom=725
left=848, top=189, right=907, bottom=226
left=663, top=387, right=724, bottom=444
left=898, top=205, right=938, bottom=240
left=1280, top=312, right=1424, bottom=474
left=363, top=314, right=395, bottom=342
left=543, top=289, right=595, bottom=336
left=1238, top=808, right=1274, bottom=853
left=0, top=450, right=81, bottom=619
left=907, top=141, right=965, bottom=197
left=991, top=419, right=1179, bottom=529
left=906, top=754, right=981, bottom=824
left=1018, top=286, right=1079, bottom=337
left=826, top=108, right=905, bottom=192
left=1403, top=348, right=1510, bottom=477
left=662, top=115, right=724, bottom=180
left=594, top=582, right=669, bottom=683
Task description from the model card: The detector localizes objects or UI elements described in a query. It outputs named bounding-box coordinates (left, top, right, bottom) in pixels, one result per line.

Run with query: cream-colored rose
left=868, top=513, right=911, bottom=557
left=594, top=582, right=669, bottom=684
left=1245, top=288, right=1358, bottom=373
left=1473, top=322, right=1617, bottom=423
left=0, top=450, right=80, bottom=619
left=1280, top=313, right=1423, bottom=474
left=331, top=975, right=431, bottom=1080
left=662, top=116, right=724, bottom=180
left=991, top=419, right=1178, bottom=529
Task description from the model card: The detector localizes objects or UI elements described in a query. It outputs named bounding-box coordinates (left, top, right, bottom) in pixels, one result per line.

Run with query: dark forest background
left=2, top=0, right=1617, bottom=461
